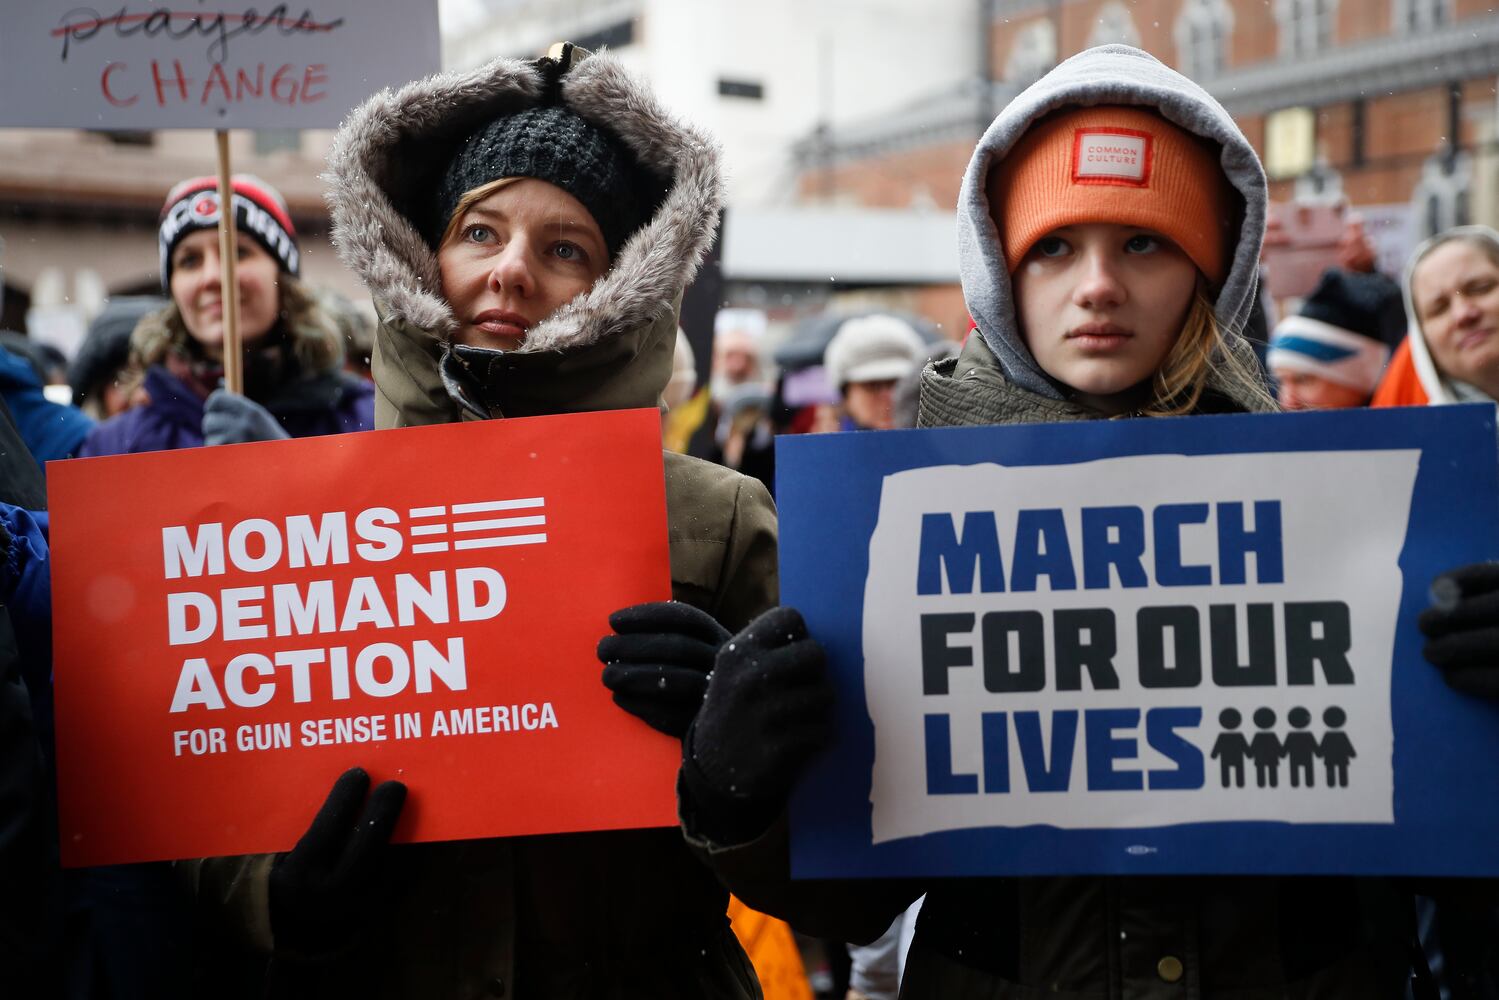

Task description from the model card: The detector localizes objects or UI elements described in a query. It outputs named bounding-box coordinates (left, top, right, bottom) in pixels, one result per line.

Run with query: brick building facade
left=798, top=0, right=1499, bottom=253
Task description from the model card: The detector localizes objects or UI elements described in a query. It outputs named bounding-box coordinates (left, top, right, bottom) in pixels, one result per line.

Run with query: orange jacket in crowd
left=1371, top=338, right=1427, bottom=408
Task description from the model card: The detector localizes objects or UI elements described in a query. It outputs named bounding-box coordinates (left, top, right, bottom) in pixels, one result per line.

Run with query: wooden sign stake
left=214, top=129, right=244, bottom=395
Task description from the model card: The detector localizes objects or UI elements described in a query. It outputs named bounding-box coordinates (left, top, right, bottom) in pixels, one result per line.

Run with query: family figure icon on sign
left=1210, top=706, right=1356, bottom=789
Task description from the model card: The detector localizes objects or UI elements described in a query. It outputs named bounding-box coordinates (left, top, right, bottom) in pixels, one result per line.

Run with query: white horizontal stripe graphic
left=452, top=498, right=544, bottom=514
left=409, top=505, right=446, bottom=518
left=452, top=515, right=546, bottom=532
left=411, top=541, right=451, bottom=554
left=410, top=524, right=449, bottom=536
left=453, top=533, right=547, bottom=551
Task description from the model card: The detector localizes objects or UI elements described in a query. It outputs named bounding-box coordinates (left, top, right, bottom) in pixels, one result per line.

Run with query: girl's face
left=1011, top=223, right=1199, bottom=413
left=170, top=229, right=282, bottom=358
left=1411, top=239, right=1499, bottom=392
left=438, top=178, right=610, bottom=350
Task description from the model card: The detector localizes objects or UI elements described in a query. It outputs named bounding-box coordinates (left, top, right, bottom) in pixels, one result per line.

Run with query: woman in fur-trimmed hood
left=187, top=43, right=775, bottom=1000
left=79, top=174, right=373, bottom=457
left=327, top=42, right=721, bottom=431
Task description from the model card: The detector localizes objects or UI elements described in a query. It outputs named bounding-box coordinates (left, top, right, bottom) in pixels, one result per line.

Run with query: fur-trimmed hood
left=958, top=44, right=1268, bottom=406
left=325, top=44, right=723, bottom=423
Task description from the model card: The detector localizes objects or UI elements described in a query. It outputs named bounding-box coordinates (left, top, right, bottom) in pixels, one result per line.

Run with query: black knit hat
left=1296, top=269, right=1406, bottom=347
left=428, top=105, right=654, bottom=257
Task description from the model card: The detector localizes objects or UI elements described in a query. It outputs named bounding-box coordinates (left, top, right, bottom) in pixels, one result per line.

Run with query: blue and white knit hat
left=1268, top=269, right=1398, bottom=394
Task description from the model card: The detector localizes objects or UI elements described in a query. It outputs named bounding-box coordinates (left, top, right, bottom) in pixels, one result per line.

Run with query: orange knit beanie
left=988, top=105, right=1236, bottom=285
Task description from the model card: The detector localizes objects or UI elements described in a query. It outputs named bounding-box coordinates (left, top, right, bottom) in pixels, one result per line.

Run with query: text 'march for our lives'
left=777, top=405, right=1499, bottom=878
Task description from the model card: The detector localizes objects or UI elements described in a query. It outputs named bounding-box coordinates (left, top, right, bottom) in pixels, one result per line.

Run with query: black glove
left=1420, top=562, right=1499, bottom=698
left=680, top=606, right=834, bottom=845
left=597, top=601, right=730, bottom=738
left=269, top=767, right=406, bottom=958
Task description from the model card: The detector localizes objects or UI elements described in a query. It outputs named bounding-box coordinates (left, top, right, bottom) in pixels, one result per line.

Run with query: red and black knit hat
left=157, top=174, right=300, bottom=290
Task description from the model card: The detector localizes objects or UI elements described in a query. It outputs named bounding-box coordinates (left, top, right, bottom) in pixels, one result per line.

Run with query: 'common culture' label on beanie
left=1072, top=128, right=1153, bottom=186
left=860, top=450, right=1416, bottom=845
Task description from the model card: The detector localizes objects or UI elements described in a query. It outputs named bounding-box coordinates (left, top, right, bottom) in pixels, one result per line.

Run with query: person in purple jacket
left=79, top=174, right=373, bottom=458
left=67, top=175, right=373, bottom=1000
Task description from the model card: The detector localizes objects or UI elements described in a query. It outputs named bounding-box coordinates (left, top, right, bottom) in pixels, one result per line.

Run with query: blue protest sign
left=778, top=404, right=1499, bottom=878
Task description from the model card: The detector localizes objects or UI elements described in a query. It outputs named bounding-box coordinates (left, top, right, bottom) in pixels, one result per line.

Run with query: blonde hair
left=1138, top=287, right=1276, bottom=418
left=437, top=177, right=523, bottom=249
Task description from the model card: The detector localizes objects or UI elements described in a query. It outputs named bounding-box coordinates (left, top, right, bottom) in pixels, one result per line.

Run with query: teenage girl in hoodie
left=606, top=45, right=1499, bottom=999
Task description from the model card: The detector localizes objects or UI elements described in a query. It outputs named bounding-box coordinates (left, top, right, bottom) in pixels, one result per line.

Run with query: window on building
left=253, top=130, right=301, bottom=155
left=718, top=79, right=764, bottom=100
left=1413, top=149, right=1472, bottom=237
left=1086, top=1, right=1142, bottom=49
left=1394, top=0, right=1452, bottom=33
left=1005, top=19, right=1057, bottom=85
left=1293, top=162, right=1343, bottom=203
left=1175, top=0, right=1233, bottom=79
left=1350, top=98, right=1366, bottom=168
left=1275, top=0, right=1337, bottom=58
left=1264, top=106, right=1317, bottom=179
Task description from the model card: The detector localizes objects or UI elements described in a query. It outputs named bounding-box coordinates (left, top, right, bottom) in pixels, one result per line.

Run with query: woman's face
left=844, top=378, right=899, bottom=430
left=1011, top=223, right=1199, bottom=412
left=1411, top=239, right=1499, bottom=393
left=1272, top=369, right=1369, bottom=411
left=170, top=229, right=282, bottom=358
left=438, top=178, right=610, bottom=350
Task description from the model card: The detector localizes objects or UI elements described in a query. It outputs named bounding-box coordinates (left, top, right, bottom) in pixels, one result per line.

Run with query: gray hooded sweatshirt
left=696, top=46, right=1418, bottom=1000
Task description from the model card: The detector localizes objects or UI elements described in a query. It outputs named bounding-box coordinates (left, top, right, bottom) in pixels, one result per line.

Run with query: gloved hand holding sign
left=680, top=606, right=835, bottom=846
left=269, top=767, right=406, bottom=959
left=598, top=601, right=730, bottom=738
left=203, top=388, right=291, bottom=447
left=1420, top=562, right=1499, bottom=698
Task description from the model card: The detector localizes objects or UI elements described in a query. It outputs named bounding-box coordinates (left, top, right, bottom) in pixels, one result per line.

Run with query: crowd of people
left=0, top=38, right=1496, bottom=1000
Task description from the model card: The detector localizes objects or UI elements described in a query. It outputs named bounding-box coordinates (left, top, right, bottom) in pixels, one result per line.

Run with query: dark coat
left=0, top=607, right=49, bottom=997
left=0, top=346, right=93, bottom=467
left=67, top=321, right=373, bottom=1000
left=186, top=43, right=775, bottom=1000
left=0, top=394, right=58, bottom=995
left=0, top=396, right=46, bottom=510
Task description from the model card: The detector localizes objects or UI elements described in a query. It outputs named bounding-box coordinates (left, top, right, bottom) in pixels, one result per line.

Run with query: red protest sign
left=48, top=408, right=675, bottom=868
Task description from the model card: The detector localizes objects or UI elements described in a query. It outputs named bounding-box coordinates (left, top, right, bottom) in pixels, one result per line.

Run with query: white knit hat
left=824, top=315, right=926, bottom=389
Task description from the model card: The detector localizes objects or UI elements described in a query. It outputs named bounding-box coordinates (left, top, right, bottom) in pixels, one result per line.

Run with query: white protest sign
left=0, top=2, right=440, bottom=129
left=862, top=450, right=1417, bottom=845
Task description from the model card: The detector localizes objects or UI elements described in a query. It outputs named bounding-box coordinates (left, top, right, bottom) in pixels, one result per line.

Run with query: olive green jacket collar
left=327, top=46, right=721, bottom=425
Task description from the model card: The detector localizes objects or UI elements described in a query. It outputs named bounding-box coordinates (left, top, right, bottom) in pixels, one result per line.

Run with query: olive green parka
left=189, top=44, right=775, bottom=1000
